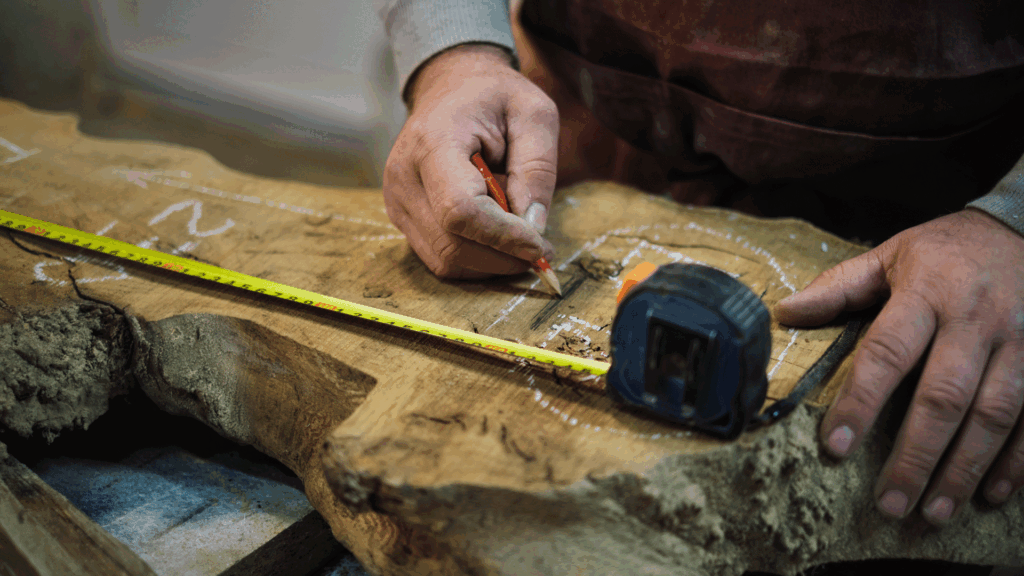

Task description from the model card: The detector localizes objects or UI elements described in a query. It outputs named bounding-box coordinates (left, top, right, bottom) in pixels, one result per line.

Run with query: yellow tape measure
left=0, top=209, right=610, bottom=375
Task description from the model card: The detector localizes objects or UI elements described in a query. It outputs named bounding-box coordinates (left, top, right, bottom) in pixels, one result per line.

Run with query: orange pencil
left=470, top=152, right=562, bottom=297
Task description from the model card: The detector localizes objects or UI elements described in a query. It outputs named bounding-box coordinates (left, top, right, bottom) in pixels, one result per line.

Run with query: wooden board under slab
left=1, top=99, right=1020, bottom=576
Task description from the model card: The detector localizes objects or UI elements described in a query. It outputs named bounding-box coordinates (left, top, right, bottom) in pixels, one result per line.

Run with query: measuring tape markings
left=0, top=209, right=610, bottom=375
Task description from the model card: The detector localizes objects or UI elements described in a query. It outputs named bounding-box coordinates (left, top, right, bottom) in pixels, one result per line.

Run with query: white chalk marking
left=767, top=328, right=799, bottom=380
left=0, top=136, right=40, bottom=164
left=173, top=240, right=199, bottom=254
left=33, top=256, right=131, bottom=286
left=112, top=167, right=396, bottom=231
left=148, top=200, right=236, bottom=238
left=96, top=220, right=118, bottom=236
left=485, top=278, right=541, bottom=330
left=123, top=171, right=148, bottom=189
left=569, top=316, right=605, bottom=332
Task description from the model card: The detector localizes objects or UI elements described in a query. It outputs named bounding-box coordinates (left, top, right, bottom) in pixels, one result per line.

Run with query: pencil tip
left=537, top=267, right=562, bottom=297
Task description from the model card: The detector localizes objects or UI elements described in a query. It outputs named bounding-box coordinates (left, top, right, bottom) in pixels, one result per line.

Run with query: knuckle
left=904, top=273, right=946, bottom=308
left=942, top=459, right=985, bottom=490
left=472, top=223, right=505, bottom=249
left=515, top=91, right=559, bottom=126
left=859, top=333, right=914, bottom=376
left=950, top=280, right=999, bottom=328
left=516, top=158, right=558, bottom=187
left=406, top=124, right=449, bottom=164
left=842, top=377, right=888, bottom=414
left=382, top=201, right=404, bottom=229
left=429, top=236, right=461, bottom=278
left=973, top=396, right=1020, bottom=437
left=382, top=159, right=401, bottom=189
left=917, top=379, right=973, bottom=422
left=438, top=199, right=481, bottom=236
left=891, top=447, right=938, bottom=486
left=531, top=98, right=559, bottom=127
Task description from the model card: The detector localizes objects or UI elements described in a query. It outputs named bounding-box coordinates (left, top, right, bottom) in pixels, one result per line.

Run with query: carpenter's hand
left=383, top=43, right=558, bottom=278
left=775, top=208, right=1024, bottom=525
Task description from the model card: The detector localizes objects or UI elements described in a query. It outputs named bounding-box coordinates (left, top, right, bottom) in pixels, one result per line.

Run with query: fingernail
left=879, top=490, right=907, bottom=517
left=990, top=480, right=1012, bottom=502
left=923, top=496, right=953, bottom=522
left=524, top=202, right=547, bottom=234
left=828, top=425, right=854, bottom=456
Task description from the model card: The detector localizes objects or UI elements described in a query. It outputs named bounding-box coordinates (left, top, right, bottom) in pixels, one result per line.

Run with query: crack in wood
left=499, top=424, right=536, bottom=463
left=6, top=230, right=68, bottom=262
left=0, top=293, right=19, bottom=318
left=66, top=269, right=126, bottom=315
left=406, top=412, right=468, bottom=431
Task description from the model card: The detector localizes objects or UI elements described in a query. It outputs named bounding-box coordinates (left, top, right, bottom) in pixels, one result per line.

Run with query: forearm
left=966, top=150, right=1024, bottom=236
left=376, top=0, right=517, bottom=101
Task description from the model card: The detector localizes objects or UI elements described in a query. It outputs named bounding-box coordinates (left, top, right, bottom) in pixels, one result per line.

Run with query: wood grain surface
left=1, top=99, right=1020, bottom=576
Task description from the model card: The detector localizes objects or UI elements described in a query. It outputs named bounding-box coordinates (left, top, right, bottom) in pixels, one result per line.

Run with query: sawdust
left=577, top=253, right=623, bottom=279
left=553, top=333, right=603, bottom=359
left=0, top=303, right=133, bottom=443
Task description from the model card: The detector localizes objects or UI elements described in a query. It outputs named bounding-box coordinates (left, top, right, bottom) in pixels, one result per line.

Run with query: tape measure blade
left=0, top=209, right=610, bottom=376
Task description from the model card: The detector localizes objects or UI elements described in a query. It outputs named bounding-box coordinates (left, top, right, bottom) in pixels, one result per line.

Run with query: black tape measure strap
left=748, top=315, right=865, bottom=429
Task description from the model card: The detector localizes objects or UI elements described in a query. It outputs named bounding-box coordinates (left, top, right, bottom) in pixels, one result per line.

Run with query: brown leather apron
left=516, top=0, right=1024, bottom=240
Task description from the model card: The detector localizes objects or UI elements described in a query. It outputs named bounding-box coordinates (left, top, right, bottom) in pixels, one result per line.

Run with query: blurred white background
left=1, top=0, right=406, bottom=187
left=90, top=0, right=406, bottom=184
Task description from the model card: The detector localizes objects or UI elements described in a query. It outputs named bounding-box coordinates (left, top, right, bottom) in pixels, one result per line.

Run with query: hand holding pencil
left=377, top=43, right=559, bottom=279
left=471, top=153, right=562, bottom=297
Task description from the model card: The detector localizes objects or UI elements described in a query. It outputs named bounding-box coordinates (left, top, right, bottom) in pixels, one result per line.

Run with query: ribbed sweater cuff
left=966, top=153, right=1024, bottom=237
left=380, top=0, right=517, bottom=100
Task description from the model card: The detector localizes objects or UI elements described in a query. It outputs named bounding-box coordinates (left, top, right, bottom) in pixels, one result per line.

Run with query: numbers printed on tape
left=1, top=209, right=609, bottom=375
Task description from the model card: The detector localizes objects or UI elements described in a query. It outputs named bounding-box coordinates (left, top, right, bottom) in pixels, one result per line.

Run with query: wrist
left=406, top=43, right=517, bottom=109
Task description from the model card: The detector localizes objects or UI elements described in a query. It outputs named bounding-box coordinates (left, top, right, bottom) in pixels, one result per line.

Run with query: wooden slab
left=1, top=99, right=1021, bottom=575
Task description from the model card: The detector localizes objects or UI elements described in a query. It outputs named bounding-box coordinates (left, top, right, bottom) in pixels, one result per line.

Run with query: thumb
left=504, top=92, right=559, bottom=235
left=774, top=244, right=894, bottom=326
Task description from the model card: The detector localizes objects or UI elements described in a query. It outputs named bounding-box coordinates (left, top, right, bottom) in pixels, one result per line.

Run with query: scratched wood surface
left=2, top=99, right=1020, bottom=576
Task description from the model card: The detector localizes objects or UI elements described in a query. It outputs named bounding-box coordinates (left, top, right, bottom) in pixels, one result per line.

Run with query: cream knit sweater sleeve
left=376, top=0, right=516, bottom=100
left=967, top=151, right=1024, bottom=236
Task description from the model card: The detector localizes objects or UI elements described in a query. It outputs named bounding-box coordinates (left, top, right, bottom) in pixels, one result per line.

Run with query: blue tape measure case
left=606, top=263, right=772, bottom=439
